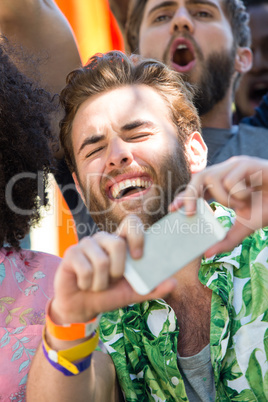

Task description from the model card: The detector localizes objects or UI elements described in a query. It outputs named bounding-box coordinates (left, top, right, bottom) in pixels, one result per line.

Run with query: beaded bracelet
left=46, top=299, right=102, bottom=341
left=42, top=327, right=99, bottom=376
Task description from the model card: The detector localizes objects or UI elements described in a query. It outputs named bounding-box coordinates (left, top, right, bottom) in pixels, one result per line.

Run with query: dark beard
left=80, top=143, right=191, bottom=233
left=190, top=50, right=236, bottom=116
left=163, top=32, right=236, bottom=116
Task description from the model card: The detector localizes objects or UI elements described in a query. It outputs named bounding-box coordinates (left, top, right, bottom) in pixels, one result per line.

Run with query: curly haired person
left=0, top=38, right=61, bottom=400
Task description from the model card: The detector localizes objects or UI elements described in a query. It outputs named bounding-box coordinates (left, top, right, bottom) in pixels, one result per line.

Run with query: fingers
left=93, top=232, right=126, bottom=281
left=85, top=276, right=178, bottom=315
left=116, top=214, right=144, bottom=259
left=54, top=215, right=147, bottom=321
left=223, top=159, right=266, bottom=199
left=57, top=215, right=145, bottom=295
left=141, top=278, right=177, bottom=301
left=167, top=156, right=268, bottom=261
left=169, top=164, right=231, bottom=214
left=169, top=156, right=267, bottom=214
left=58, top=233, right=127, bottom=294
left=56, top=244, right=93, bottom=292
left=80, top=238, right=110, bottom=292
left=204, top=220, right=253, bottom=258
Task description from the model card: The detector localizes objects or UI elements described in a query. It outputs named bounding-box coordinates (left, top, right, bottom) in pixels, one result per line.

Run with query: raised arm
left=26, top=215, right=176, bottom=401
left=0, top=0, right=81, bottom=95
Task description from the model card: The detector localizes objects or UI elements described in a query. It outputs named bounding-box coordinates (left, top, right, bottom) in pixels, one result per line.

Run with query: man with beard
left=123, top=0, right=268, bottom=166
left=27, top=51, right=268, bottom=402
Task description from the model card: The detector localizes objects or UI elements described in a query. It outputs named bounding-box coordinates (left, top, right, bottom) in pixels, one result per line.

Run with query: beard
left=77, top=142, right=191, bottom=233
left=189, top=50, right=236, bottom=116
left=163, top=34, right=236, bottom=116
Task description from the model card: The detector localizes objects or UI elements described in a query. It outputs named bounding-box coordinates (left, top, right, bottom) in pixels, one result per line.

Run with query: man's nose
left=106, top=138, right=134, bottom=170
left=170, top=8, right=194, bottom=35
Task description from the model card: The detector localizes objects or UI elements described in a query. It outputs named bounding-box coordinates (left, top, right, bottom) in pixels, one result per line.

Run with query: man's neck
left=165, top=257, right=212, bottom=357
left=200, top=91, right=234, bottom=130
left=165, top=257, right=202, bottom=304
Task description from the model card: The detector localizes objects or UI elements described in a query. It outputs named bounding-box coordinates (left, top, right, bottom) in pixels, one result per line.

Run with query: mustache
left=100, top=166, right=157, bottom=193
left=163, top=32, right=204, bottom=66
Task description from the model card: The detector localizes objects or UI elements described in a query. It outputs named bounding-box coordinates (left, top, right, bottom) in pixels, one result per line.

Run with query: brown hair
left=60, top=50, right=200, bottom=173
left=126, top=0, right=251, bottom=54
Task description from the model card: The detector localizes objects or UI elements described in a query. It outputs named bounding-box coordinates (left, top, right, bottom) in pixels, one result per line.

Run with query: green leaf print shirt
left=99, top=203, right=268, bottom=402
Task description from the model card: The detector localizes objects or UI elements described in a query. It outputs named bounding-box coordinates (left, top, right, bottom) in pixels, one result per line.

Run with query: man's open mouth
left=109, top=177, right=152, bottom=200
left=171, top=39, right=195, bottom=72
left=173, top=44, right=194, bottom=67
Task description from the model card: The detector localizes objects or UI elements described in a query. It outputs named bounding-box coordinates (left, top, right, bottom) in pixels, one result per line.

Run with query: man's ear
left=72, top=172, right=86, bottom=205
left=185, top=131, right=207, bottom=173
left=235, top=46, right=252, bottom=74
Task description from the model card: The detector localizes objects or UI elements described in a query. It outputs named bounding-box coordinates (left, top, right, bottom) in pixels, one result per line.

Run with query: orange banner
left=55, top=0, right=124, bottom=63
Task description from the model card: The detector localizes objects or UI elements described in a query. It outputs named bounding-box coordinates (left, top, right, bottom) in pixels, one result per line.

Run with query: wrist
left=50, top=298, right=98, bottom=326
left=42, top=327, right=99, bottom=376
left=46, top=299, right=102, bottom=342
left=45, top=327, right=87, bottom=351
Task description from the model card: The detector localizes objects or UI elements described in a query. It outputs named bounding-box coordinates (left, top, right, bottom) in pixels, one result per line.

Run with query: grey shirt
left=202, top=123, right=268, bottom=166
left=177, top=344, right=215, bottom=402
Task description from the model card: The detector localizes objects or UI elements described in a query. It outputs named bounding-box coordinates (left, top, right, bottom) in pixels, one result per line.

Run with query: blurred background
left=30, top=0, right=124, bottom=257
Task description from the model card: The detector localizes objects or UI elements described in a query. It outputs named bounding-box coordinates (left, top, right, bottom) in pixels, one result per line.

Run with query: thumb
left=204, top=221, right=253, bottom=258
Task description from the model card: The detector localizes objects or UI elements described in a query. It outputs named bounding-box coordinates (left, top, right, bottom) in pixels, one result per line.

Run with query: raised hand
left=51, top=214, right=177, bottom=325
left=169, top=156, right=268, bottom=257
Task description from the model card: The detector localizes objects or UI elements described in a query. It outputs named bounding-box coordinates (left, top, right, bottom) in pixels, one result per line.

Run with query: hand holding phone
left=124, top=199, right=227, bottom=295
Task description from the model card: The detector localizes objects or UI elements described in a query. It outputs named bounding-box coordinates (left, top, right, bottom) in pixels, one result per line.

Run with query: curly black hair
left=0, top=37, right=58, bottom=249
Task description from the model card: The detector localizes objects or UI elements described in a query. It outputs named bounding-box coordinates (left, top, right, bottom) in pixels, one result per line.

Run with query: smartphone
left=124, top=198, right=228, bottom=295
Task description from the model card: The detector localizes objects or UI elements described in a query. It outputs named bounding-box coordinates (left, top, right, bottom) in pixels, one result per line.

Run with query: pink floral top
left=0, top=247, right=61, bottom=401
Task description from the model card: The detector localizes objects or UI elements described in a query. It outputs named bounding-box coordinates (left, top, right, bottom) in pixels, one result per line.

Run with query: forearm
left=26, top=229, right=176, bottom=401
left=0, top=0, right=81, bottom=94
left=27, top=342, right=120, bottom=401
left=27, top=291, right=120, bottom=401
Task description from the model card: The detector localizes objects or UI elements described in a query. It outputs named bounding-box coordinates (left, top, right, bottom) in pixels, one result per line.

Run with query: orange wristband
left=46, top=299, right=102, bottom=341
